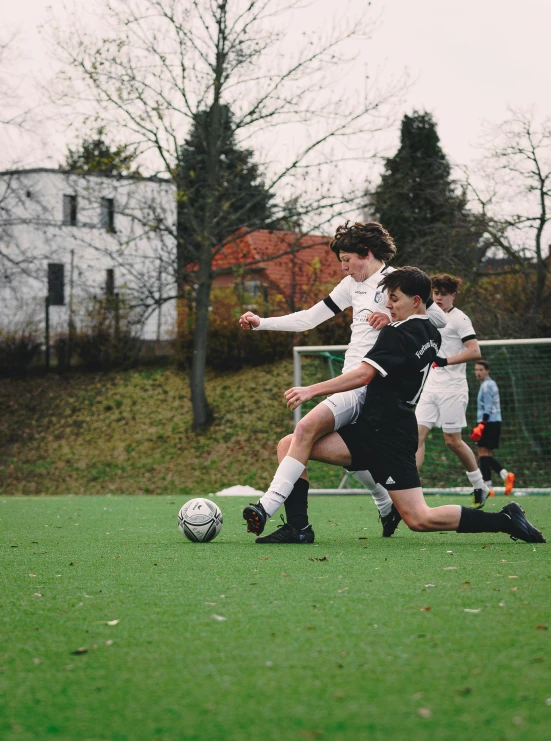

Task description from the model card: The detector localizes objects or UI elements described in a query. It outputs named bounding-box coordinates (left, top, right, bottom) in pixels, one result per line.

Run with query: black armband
left=323, top=296, right=342, bottom=315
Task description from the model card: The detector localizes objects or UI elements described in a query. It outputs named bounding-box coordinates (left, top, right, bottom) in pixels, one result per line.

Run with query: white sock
left=466, top=469, right=485, bottom=491
left=500, top=468, right=508, bottom=480
left=351, top=470, right=393, bottom=517
left=260, top=456, right=305, bottom=516
left=484, top=479, right=493, bottom=490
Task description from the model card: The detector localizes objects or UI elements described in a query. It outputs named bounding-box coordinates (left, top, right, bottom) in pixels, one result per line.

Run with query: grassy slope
left=1, top=495, right=550, bottom=741
left=0, top=363, right=299, bottom=497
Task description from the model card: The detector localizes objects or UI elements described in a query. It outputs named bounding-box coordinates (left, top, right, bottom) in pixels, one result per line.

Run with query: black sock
left=284, top=478, right=309, bottom=530
left=479, top=456, right=492, bottom=482
left=488, top=456, right=504, bottom=475
left=457, top=506, right=512, bottom=534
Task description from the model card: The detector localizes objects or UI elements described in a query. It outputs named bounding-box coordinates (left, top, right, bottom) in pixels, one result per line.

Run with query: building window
left=101, top=197, right=115, bottom=231
left=244, top=280, right=263, bottom=298
left=62, top=195, right=77, bottom=226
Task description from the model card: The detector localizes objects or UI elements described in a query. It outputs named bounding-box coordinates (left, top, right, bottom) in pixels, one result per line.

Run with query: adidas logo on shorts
left=386, top=476, right=396, bottom=485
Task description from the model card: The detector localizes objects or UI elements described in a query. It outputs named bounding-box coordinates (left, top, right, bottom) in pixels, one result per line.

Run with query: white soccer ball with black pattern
left=177, top=498, right=223, bottom=542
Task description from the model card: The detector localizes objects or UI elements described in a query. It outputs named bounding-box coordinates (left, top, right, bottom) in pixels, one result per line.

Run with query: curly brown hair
left=329, top=221, right=397, bottom=263
left=431, top=273, right=462, bottom=294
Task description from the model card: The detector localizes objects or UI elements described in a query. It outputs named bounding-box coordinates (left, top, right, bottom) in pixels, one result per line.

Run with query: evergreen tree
left=371, top=112, right=482, bottom=273
left=176, top=105, right=275, bottom=267
left=64, top=128, right=140, bottom=176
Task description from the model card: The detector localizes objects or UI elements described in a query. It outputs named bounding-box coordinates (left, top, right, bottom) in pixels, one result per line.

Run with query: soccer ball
left=177, top=498, right=223, bottom=543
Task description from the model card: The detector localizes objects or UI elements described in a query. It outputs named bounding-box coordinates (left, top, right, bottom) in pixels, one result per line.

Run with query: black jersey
left=358, top=315, right=442, bottom=429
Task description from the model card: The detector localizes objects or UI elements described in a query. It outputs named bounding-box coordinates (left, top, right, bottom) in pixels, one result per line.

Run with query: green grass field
left=2, top=494, right=550, bottom=741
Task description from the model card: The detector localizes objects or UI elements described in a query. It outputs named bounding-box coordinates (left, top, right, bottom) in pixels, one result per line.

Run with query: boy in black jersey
left=248, top=267, right=545, bottom=545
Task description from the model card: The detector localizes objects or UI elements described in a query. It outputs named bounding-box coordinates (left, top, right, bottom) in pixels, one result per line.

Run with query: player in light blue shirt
left=471, top=360, right=515, bottom=496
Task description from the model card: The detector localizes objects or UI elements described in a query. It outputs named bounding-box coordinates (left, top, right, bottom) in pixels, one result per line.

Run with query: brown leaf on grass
left=69, top=562, right=74, bottom=566
left=358, top=537, right=368, bottom=540
left=205, top=602, right=217, bottom=606
left=29, top=574, right=36, bottom=577
left=417, top=707, right=432, bottom=718
left=443, top=566, right=457, bottom=571
left=419, top=606, right=431, bottom=612
left=71, top=647, right=88, bottom=655
left=511, top=587, right=518, bottom=592
left=308, top=556, right=328, bottom=562
left=282, top=573, right=290, bottom=578
left=536, top=625, right=548, bottom=630
left=424, top=584, right=436, bottom=588
left=508, top=575, right=518, bottom=579
left=114, top=555, right=121, bottom=559
left=105, top=640, right=114, bottom=646
left=464, top=609, right=481, bottom=614
left=211, top=614, right=227, bottom=622
left=32, top=593, right=43, bottom=598
left=337, top=587, right=349, bottom=593
left=106, top=620, right=119, bottom=626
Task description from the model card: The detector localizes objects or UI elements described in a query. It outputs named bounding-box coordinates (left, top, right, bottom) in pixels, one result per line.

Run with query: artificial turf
left=1, top=495, right=550, bottom=741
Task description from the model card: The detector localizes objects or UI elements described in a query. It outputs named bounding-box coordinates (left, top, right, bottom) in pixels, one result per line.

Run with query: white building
left=0, top=168, right=177, bottom=341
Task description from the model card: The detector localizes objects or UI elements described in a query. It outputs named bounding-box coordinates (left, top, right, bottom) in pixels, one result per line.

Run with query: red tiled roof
left=213, top=229, right=342, bottom=304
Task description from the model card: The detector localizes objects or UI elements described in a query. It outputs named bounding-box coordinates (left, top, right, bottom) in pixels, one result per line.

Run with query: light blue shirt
left=477, top=377, right=502, bottom=422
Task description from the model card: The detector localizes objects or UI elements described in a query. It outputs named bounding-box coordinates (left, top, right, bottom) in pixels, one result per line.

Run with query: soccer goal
left=293, top=338, right=551, bottom=496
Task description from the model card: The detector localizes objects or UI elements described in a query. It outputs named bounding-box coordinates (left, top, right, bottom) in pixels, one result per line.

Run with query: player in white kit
left=239, top=221, right=447, bottom=539
left=415, top=274, right=487, bottom=507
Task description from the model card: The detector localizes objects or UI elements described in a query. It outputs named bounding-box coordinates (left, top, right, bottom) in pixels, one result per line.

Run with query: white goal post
left=293, top=338, right=551, bottom=496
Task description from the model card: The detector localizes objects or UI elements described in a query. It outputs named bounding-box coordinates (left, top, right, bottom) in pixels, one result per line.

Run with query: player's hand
left=471, top=422, right=485, bottom=441
left=239, top=311, right=260, bottom=330
left=368, top=312, right=391, bottom=330
left=432, top=356, right=448, bottom=368
left=284, top=386, right=315, bottom=410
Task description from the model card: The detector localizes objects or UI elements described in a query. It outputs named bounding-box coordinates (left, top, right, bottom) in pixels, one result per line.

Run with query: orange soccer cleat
left=504, top=472, right=515, bottom=496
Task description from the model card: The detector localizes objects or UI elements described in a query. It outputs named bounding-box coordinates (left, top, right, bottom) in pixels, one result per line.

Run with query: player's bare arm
left=435, top=338, right=480, bottom=366
left=285, top=363, right=377, bottom=410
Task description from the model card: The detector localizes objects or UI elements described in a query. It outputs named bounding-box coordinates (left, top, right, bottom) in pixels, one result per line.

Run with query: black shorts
left=337, top=415, right=421, bottom=491
left=477, top=421, right=501, bottom=449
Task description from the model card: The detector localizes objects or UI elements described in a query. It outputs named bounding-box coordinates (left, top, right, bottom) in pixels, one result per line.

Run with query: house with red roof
left=211, top=228, right=343, bottom=310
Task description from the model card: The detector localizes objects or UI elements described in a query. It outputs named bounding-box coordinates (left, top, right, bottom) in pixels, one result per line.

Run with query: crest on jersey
left=374, top=291, right=384, bottom=304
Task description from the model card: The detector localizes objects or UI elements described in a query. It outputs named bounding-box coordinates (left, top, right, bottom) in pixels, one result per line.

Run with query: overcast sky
left=3, top=0, right=550, bottom=173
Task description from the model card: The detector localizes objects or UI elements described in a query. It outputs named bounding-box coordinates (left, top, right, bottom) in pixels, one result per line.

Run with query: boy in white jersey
left=239, top=222, right=446, bottom=541
left=415, top=274, right=487, bottom=508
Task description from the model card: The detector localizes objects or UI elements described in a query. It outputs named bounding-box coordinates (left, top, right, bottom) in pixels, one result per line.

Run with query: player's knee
left=294, top=416, right=321, bottom=445
left=444, top=436, right=461, bottom=452
left=402, top=511, right=431, bottom=532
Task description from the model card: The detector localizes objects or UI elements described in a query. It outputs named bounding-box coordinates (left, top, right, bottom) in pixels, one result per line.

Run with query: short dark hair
left=378, top=266, right=432, bottom=303
left=329, top=221, right=397, bottom=262
left=431, top=273, right=462, bottom=294
left=475, top=359, right=490, bottom=371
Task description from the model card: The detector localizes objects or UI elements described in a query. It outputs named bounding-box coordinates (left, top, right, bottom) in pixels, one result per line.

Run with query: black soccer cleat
left=380, top=504, right=402, bottom=537
left=243, top=502, right=268, bottom=536
left=501, top=502, right=546, bottom=544
left=472, top=488, right=487, bottom=509
left=255, top=520, right=315, bottom=544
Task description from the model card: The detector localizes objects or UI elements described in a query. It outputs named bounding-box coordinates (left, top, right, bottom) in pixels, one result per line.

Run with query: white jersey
left=254, top=264, right=447, bottom=374
left=423, top=307, right=477, bottom=392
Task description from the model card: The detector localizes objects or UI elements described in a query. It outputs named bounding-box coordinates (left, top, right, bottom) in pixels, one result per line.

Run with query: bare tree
left=468, top=108, right=551, bottom=335
left=0, top=33, right=48, bottom=295
left=49, top=0, right=405, bottom=428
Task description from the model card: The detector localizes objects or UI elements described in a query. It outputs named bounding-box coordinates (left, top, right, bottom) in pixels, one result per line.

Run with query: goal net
left=293, top=338, right=551, bottom=496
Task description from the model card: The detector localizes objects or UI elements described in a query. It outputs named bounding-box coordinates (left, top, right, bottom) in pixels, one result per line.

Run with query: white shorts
left=320, top=386, right=367, bottom=431
left=416, top=389, right=468, bottom=433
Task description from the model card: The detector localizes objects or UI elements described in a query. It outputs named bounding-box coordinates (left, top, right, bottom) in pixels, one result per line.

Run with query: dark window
left=101, top=197, right=115, bottom=231
left=62, top=195, right=77, bottom=226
